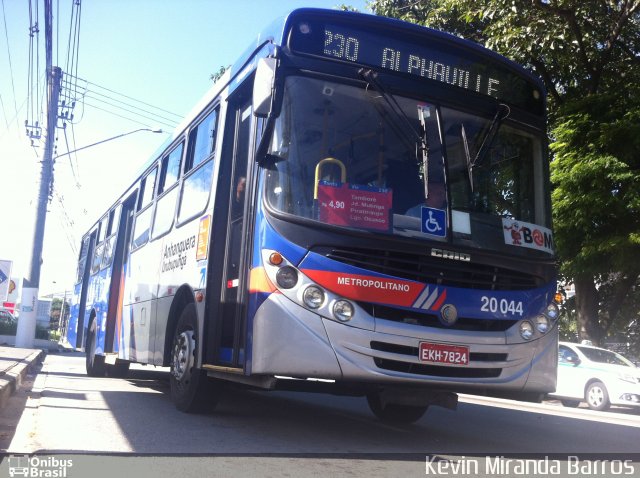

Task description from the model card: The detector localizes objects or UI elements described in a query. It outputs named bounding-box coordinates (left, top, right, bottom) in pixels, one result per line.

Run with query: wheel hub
left=172, top=330, right=195, bottom=381
left=588, top=386, right=604, bottom=406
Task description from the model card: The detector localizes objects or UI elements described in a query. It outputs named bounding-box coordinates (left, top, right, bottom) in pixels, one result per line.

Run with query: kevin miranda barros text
left=425, top=455, right=636, bottom=475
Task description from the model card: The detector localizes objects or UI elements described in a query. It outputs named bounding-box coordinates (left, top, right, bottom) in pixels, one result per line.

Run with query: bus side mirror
left=253, top=57, right=277, bottom=118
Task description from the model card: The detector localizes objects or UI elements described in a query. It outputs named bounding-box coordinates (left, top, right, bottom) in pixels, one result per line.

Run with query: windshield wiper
left=463, top=103, right=510, bottom=192
left=358, top=68, right=431, bottom=198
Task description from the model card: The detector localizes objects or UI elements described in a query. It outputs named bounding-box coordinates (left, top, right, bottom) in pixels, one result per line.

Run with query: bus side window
left=153, top=143, right=183, bottom=239
left=178, top=107, right=218, bottom=223
left=76, top=237, right=90, bottom=283
left=102, top=204, right=121, bottom=268
left=158, top=143, right=183, bottom=194
left=90, top=222, right=105, bottom=275
left=132, top=168, right=157, bottom=249
left=184, top=108, right=217, bottom=173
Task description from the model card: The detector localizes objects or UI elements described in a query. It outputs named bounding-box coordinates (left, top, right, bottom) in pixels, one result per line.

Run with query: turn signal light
left=269, top=252, right=284, bottom=266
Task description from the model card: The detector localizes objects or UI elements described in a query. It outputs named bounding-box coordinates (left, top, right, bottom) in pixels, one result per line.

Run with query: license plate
left=419, top=342, right=469, bottom=365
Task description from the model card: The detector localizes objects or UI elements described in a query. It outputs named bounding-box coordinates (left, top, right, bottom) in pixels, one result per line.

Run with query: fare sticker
left=317, top=181, right=392, bottom=232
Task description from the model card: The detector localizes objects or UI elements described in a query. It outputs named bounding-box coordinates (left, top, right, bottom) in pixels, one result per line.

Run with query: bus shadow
left=95, top=381, right=640, bottom=455
left=25, top=354, right=640, bottom=456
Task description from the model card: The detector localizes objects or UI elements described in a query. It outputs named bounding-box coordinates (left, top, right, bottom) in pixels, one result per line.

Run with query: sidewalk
left=0, top=346, right=45, bottom=409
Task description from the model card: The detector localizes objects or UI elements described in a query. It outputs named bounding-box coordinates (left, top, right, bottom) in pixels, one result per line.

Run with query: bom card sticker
left=502, top=218, right=553, bottom=254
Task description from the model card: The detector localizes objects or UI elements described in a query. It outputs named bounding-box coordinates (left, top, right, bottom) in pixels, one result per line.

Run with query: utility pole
left=16, top=0, right=60, bottom=348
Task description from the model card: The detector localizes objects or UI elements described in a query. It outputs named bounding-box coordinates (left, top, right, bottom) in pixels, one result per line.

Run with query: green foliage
left=0, top=321, right=17, bottom=336
left=0, top=322, right=52, bottom=340
left=551, top=91, right=640, bottom=277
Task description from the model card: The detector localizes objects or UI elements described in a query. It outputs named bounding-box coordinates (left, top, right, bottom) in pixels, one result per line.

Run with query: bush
left=35, top=325, right=50, bottom=340
left=0, top=321, right=55, bottom=340
left=0, top=321, right=17, bottom=336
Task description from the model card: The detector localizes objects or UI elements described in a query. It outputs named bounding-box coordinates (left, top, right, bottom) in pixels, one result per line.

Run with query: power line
left=83, top=91, right=180, bottom=128
left=27, top=0, right=42, bottom=142
left=82, top=100, right=177, bottom=130
left=1, top=0, right=20, bottom=138
left=61, top=123, right=80, bottom=187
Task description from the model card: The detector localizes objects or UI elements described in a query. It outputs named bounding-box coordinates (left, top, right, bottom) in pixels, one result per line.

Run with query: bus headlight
left=520, top=321, right=534, bottom=340
left=534, top=314, right=549, bottom=333
left=545, top=302, right=559, bottom=321
left=276, top=266, right=298, bottom=289
left=303, top=286, right=325, bottom=309
left=333, top=300, right=354, bottom=322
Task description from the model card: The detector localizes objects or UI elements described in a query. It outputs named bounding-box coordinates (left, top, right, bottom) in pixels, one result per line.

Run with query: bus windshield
left=265, top=75, right=550, bottom=254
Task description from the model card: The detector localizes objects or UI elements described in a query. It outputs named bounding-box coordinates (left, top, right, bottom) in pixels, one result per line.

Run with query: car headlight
left=520, top=321, right=534, bottom=340
left=302, top=286, right=325, bottom=309
left=535, top=314, right=550, bottom=333
left=333, top=300, right=354, bottom=322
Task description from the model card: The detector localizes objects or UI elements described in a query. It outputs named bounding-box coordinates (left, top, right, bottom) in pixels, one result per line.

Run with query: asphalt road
left=1, top=352, right=638, bottom=477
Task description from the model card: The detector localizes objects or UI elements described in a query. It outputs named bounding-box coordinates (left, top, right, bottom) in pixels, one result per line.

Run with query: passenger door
left=211, top=91, right=254, bottom=367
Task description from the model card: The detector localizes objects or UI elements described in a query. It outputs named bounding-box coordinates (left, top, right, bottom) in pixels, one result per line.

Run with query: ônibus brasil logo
left=7, top=456, right=73, bottom=478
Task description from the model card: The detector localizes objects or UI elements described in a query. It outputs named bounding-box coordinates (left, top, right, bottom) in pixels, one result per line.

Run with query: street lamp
left=53, top=127, right=164, bottom=160
left=16, top=126, right=164, bottom=348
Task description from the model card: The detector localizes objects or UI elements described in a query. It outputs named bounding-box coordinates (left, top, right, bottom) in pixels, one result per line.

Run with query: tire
left=86, top=320, right=106, bottom=377
left=585, top=381, right=610, bottom=411
left=560, top=399, right=581, bottom=408
left=169, top=303, right=219, bottom=413
left=107, top=359, right=130, bottom=378
left=366, top=393, right=429, bottom=424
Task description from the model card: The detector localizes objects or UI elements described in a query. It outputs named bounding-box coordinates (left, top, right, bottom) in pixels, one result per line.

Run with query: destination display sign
left=288, top=16, right=543, bottom=114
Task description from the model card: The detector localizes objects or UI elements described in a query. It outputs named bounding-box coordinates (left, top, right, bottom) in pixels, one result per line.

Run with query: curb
left=0, top=349, right=45, bottom=409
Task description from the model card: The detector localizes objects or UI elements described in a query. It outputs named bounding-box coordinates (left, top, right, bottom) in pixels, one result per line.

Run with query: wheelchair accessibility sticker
left=421, top=207, right=446, bottom=237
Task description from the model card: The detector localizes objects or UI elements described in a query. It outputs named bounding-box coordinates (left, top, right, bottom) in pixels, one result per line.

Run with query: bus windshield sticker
left=502, top=218, right=553, bottom=254
left=420, top=206, right=446, bottom=237
left=317, top=181, right=392, bottom=232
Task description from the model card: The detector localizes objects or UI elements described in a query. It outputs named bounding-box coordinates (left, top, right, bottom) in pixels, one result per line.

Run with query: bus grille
left=361, top=303, right=517, bottom=332
left=313, top=246, right=541, bottom=291
left=371, top=341, right=504, bottom=378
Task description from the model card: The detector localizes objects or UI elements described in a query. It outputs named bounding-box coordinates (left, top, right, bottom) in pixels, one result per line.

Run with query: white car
left=549, top=341, right=640, bottom=411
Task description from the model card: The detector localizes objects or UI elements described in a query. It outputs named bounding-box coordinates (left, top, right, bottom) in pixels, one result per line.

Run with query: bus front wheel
left=169, top=303, right=219, bottom=413
left=85, top=320, right=106, bottom=377
left=366, top=393, right=429, bottom=424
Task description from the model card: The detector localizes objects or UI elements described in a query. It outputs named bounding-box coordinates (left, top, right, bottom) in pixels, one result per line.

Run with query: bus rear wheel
left=85, top=320, right=106, bottom=377
left=169, top=303, right=219, bottom=413
left=366, top=393, right=429, bottom=424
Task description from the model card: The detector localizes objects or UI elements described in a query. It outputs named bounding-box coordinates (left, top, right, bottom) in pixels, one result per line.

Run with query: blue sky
left=0, top=0, right=370, bottom=295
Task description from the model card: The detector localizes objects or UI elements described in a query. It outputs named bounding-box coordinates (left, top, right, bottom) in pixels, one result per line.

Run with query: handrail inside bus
left=314, top=157, right=347, bottom=199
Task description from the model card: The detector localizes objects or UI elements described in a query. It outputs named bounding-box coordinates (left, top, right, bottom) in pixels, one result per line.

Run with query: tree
left=551, top=90, right=640, bottom=344
left=368, top=0, right=640, bottom=344
left=49, top=297, right=70, bottom=331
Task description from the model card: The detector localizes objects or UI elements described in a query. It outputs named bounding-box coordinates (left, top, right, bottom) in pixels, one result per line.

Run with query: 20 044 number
left=480, top=296, right=524, bottom=316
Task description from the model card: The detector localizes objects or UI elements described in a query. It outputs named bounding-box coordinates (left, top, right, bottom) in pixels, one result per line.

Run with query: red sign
left=317, top=182, right=392, bottom=231
left=2, top=302, right=16, bottom=314
left=301, top=269, right=423, bottom=307
left=419, top=342, right=469, bottom=365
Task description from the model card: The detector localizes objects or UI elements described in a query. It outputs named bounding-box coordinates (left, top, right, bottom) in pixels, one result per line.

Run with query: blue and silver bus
left=64, top=8, right=559, bottom=423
